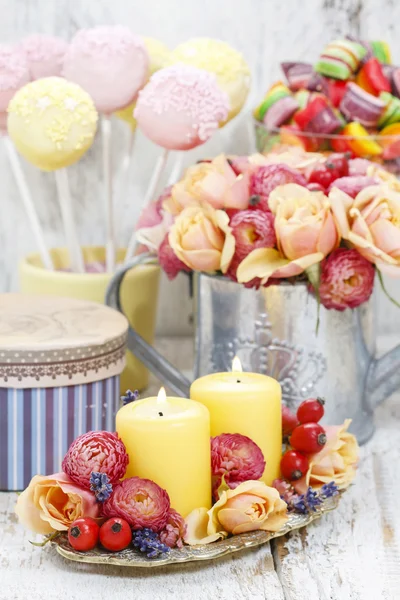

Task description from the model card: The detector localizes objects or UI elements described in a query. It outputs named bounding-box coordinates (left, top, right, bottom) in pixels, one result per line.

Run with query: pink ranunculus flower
left=293, top=419, right=359, bottom=495
left=164, top=154, right=250, bottom=215
left=317, top=248, right=375, bottom=311
left=159, top=509, right=187, bottom=548
left=169, top=204, right=235, bottom=273
left=184, top=480, right=288, bottom=545
left=249, top=164, right=307, bottom=212
left=211, top=433, right=266, bottom=499
left=237, top=183, right=339, bottom=285
left=15, top=472, right=100, bottom=534
left=329, top=183, right=400, bottom=277
left=62, top=431, right=129, bottom=489
left=102, top=477, right=170, bottom=532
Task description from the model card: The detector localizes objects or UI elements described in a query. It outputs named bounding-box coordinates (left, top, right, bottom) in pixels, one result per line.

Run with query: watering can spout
left=366, top=343, right=400, bottom=410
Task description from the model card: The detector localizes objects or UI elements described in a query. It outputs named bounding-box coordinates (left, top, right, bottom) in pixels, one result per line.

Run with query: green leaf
left=377, top=269, right=400, bottom=309
left=306, top=263, right=322, bottom=334
left=216, top=475, right=230, bottom=500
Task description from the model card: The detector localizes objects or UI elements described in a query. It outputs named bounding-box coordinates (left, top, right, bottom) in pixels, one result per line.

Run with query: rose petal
left=184, top=508, right=227, bottom=545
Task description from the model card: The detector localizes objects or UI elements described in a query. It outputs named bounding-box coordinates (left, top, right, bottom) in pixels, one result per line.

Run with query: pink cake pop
left=62, top=26, right=149, bottom=114
left=21, top=34, right=68, bottom=80
left=0, top=45, right=30, bottom=130
left=134, top=64, right=230, bottom=150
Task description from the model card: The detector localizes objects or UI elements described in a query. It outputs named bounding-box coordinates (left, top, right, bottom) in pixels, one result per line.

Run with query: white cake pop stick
left=54, top=168, right=85, bottom=273
left=166, top=152, right=184, bottom=186
left=102, top=116, right=116, bottom=272
left=124, top=148, right=169, bottom=264
left=3, top=137, right=54, bottom=271
left=115, top=128, right=136, bottom=205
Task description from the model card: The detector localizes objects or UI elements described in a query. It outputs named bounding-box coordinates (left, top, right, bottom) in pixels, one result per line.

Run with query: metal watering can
left=106, top=253, right=400, bottom=445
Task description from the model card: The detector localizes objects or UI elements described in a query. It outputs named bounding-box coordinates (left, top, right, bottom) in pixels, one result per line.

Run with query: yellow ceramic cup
left=18, top=246, right=160, bottom=392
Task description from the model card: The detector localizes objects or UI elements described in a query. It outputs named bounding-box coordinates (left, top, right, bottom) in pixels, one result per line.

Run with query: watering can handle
left=105, top=253, right=192, bottom=398
left=366, top=342, right=400, bottom=410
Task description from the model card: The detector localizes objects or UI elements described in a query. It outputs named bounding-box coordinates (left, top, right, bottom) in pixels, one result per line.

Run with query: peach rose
left=15, top=472, right=100, bottom=535
left=184, top=480, right=288, bottom=545
left=294, top=419, right=359, bottom=495
left=330, top=183, right=400, bottom=277
left=237, top=183, right=339, bottom=284
left=169, top=204, right=235, bottom=273
left=164, top=154, right=250, bottom=215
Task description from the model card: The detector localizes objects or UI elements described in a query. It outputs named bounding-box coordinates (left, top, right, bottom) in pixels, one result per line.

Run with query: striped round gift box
left=0, top=377, right=121, bottom=491
left=0, top=294, right=128, bottom=491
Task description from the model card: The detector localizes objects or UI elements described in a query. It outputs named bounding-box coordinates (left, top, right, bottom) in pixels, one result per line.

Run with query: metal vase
left=106, top=254, right=400, bottom=445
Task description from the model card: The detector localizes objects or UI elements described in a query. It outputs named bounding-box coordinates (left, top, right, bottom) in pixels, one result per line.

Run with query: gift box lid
left=0, top=294, right=128, bottom=388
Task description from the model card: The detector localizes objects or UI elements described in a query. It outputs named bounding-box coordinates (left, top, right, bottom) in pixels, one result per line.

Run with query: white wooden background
left=0, top=0, right=399, bottom=335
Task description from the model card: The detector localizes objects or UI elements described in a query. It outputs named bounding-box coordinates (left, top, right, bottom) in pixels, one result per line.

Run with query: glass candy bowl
left=254, top=121, right=400, bottom=175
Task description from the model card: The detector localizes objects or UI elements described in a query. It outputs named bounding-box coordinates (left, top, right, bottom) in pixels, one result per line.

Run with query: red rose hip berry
left=290, top=423, right=327, bottom=454
left=282, top=406, right=298, bottom=436
left=280, top=450, right=309, bottom=481
left=297, top=397, right=325, bottom=424
left=99, top=518, right=132, bottom=552
left=68, top=517, right=99, bottom=551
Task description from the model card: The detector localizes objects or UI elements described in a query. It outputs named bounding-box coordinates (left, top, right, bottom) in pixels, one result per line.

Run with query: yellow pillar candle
left=190, top=358, right=282, bottom=485
left=116, top=388, right=211, bottom=517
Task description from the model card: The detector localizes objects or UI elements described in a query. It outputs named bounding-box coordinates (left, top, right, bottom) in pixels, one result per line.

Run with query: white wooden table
left=1, top=337, right=399, bottom=600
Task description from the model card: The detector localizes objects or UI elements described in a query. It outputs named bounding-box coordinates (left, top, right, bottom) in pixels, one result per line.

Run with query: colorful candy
left=294, top=95, right=341, bottom=134
left=356, top=58, right=391, bottom=95
left=281, top=62, right=313, bottom=91
left=315, top=39, right=366, bottom=80
left=378, top=92, right=400, bottom=128
left=341, top=123, right=382, bottom=157
left=255, top=36, right=400, bottom=161
left=371, top=41, right=392, bottom=65
left=340, top=82, right=385, bottom=127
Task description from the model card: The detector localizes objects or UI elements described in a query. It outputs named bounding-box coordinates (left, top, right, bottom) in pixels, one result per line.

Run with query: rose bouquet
left=136, top=149, right=400, bottom=312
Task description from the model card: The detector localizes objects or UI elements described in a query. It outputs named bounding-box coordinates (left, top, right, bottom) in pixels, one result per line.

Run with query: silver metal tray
left=52, top=494, right=340, bottom=568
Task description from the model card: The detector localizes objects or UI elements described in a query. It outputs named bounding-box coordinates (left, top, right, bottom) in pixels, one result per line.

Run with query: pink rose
left=317, top=248, right=375, bottom=311
left=294, top=420, right=359, bottom=494
left=159, top=509, right=187, bottom=548
left=184, top=480, right=288, bottom=545
left=15, top=472, right=100, bottom=534
left=169, top=204, right=235, bottom=273
left=237, top=184, right=339, bottom=285
left=330, top=183, right=400, bottom=277
left=164, top=155, right=250, bottom=215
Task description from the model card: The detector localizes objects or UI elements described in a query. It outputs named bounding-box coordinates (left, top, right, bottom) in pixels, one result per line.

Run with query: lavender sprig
left=121, top=389, right=139, bottom=406
left=320, top=481, right=339, bottom=499
left=132, top=528, right=170, bottom=559
left=90, top=472, right=113, bottom=502
left=285, top=481, right=339, bottom=515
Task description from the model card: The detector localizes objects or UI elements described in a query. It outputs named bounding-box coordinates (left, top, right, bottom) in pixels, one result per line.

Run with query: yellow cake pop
left=171, top=38, right=251, bottom=123
left=7, top=76, right=98, bottom=171
left=115, top=37, right=171, bottom=130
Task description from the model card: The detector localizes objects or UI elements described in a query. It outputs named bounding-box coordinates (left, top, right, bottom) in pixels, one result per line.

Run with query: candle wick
left=236, top=379, right=241, bottom=383
left=158, top=412, right=164, bottom=417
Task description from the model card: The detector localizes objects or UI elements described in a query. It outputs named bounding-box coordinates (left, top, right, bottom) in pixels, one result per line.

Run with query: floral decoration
left=62, top=431, right=129, bottom=489
left=135, top=149, right=400, bottom=311
left=211, top=433, right=266, bottom=499
left=15, top=472, right=100, bottom=534
left=101, top=477, right=170, bottom=532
